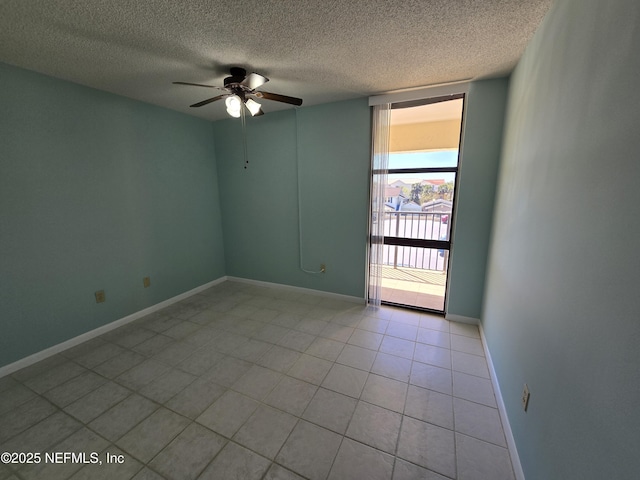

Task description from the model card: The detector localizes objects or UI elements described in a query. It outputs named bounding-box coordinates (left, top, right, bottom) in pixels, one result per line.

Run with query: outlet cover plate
left=95, top=290, right=105, bottom=303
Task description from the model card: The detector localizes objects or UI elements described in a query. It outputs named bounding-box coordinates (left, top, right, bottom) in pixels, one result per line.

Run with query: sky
left=387, top=150, right=458, bottom=183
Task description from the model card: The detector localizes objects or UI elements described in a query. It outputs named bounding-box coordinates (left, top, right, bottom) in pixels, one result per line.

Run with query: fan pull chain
left=241, top=107, right=249, bottom=169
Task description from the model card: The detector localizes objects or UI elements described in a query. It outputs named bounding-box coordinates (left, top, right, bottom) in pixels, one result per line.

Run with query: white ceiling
left=0, top=0, right=553, bottom=121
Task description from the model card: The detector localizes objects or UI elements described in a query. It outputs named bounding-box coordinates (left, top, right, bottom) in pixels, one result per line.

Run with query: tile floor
left=0, top=281, right=515, bottom=480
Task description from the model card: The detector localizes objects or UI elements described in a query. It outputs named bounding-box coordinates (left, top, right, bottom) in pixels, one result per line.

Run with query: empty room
left=1, top=1, right=638, bottom=479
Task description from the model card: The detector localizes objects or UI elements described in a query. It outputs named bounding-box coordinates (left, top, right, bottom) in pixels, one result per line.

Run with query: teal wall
left=213, top=99, right=371, bottom=298
left=0, top=62, right=226, bottom=367
left=0, top=59, right=512, bottom=371
left=447, top=78, right=508, bottom=319
left=482, top=1, right=640, bottom=478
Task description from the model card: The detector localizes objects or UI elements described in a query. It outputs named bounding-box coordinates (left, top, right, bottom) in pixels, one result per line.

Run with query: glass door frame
left=371, top=93, right=466, bottom=314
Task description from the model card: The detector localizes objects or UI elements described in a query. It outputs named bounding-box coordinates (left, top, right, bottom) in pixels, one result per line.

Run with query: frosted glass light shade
left=225, top=95, right=242, bottom=118
left=245, top=98, right=262, bottom=116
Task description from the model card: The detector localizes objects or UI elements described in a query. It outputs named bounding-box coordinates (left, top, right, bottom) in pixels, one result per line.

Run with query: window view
left=374, top=97, right=464, bottom=312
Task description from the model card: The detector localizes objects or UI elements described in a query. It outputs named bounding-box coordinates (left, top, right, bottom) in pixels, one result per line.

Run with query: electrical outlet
left=95, top=290, right=106, bottom=303
left=320, top=264, right=326, bottom=273
left=143, top=276, right=151, bottom=288
left=522, top=384, right=530, bottom=411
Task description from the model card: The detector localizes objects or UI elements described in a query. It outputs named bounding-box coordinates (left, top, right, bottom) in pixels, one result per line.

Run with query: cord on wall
left=294, top=108, right=324, bottom=275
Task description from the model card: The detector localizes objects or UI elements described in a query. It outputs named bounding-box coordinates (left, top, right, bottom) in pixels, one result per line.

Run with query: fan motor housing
left=224, top=67, right=247, bottom=87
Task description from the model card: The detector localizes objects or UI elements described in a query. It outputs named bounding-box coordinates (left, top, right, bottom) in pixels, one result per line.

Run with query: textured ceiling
left=0, top=0, right=553, bottom=121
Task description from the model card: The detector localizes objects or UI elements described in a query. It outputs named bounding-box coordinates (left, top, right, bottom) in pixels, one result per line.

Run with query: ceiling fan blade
left=255, top=91, right=303, bottom=106
left=241, top=73, right=269, bottom=91
left=190, top=95, right=225, bottom=108
left=173, top=81, right=227, bottom=91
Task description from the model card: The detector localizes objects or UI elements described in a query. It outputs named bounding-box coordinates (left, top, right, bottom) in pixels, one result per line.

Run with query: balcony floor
left=379, top=265, right=446, bottom=312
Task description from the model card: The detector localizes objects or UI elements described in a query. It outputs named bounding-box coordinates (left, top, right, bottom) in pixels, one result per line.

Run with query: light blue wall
left=213, top=88, right=508, bottom=308
left=213, top=99, right=371, bottom=298
left=0, top=62, right=226, bottom=368
left=447, top=78, right=508, bottom=319
left=0, top=61, right=514, bottom=371
left=482, top=1, right=640, bottom=478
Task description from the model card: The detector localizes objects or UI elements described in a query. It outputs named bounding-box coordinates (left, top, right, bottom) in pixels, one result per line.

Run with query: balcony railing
left=377, top=211, right=451, bottom=271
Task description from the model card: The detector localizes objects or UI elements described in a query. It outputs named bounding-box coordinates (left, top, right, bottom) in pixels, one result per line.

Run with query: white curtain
left=368, top=103, right=391, bottom=306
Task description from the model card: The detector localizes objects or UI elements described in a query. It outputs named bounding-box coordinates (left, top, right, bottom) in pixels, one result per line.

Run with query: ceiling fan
left=173, top=67, right=303, bottom=117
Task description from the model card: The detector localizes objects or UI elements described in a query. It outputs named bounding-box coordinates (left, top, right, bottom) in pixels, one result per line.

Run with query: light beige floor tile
left=450, top=334, right=484, bottom=356
left=196, top=390, right=259, bottom=438
left=413, top=344, right=452, bottom=370
left=264, top=464, right=305, bottom=480
left=328, top=438, right=394, bottom=480
left=164, top=376, right=227, bottom=419
left=0, top=384, right=36, bottom=415
left=88, top=394, right=158, bottom=442
left=139, top=368, right=196, bottom=404
left=93, top=350, right=146, bottom=379
left=410, top=362, right=452, bottom=395
left=231, top=365, right=282, bottom=401
left=149, top=423, right=226, bottom=480
left=452, top=371, right=497, bottom=407
left=451, top=350, right=490, bottom=378
left=116, top=408, right=190, bottom=463
left=198, top=442, right=270, bottom=480
left=233, top=405, right=297, bottom=459
left=64, top=382, right=130, bottom=423
left=319, top=323, right=354, bottom=343
left=392, top=458, right=449, bottom=480
left=404, top=385, right=453, bottom=429
left=276, top=421, right=342, bottom=480
left=456, top=433, right=515, bottom=480
left=449, top=322, right=480, bottom=339
left=397, top=416, right=456, bottom=478
left=263, top=376, right=317, bottom=416
left=357, top=316, right=389, bottom=334
left=336, top=344, right=377, bottom=371
left=361, top=374, right=408, bottom=413
left=385, top=323, right=418, bottom=341
left=256, top=346, right=301, bottom=373
left=0, top=396, right=57, bottom=444
left=24, top=362, right=87, bottom=394
left=371, top=352, right=412, bottom=382
left=348, top=329, right=383, bottom=350
left=1, top=411, right=81, bottom=453
left=287, top=354, right=332, bottom=385
left=1, top=284, right=512, bottom=480
left=453, top=397, right=506, bottom=446
left=20, top=427, right=108, bottom=480
left=202, top=356, right=252, bottom=387
left=417, top=327, right=451, bottom=348
left=304, top=337, right=345, bottom=362
left=380, top=336, right=415, bottom=359
left=321, top=364, right=368, bottom=398
left=277, top=330, right=316, bottom=352
left=346, top=401, right=402, bottom=454
left=302, top=387, right=358, bottom=434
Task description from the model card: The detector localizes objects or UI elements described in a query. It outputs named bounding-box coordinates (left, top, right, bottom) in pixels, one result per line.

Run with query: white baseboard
left=479, top=322, right=525, bottom=480
left=226, top=276, right=366, bottom=304
left=0, top=276, right=228, bottom=378
left=445, top=313, right=480, bottom=325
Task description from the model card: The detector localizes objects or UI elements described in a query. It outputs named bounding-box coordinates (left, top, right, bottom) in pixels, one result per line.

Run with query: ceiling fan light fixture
left=174, top=68, right=303, bottom=117
left=245, top=98, right=262, bottom=116
left=225, top=95, right=242, bottom=118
